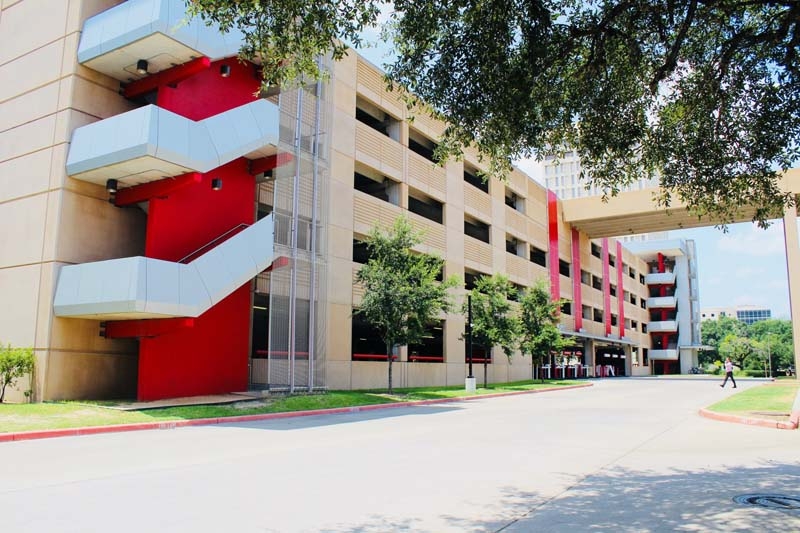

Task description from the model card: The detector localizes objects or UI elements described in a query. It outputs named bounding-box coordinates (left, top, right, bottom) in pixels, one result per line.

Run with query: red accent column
left=602, top=238, right=612, bottom=335
left=547, top=190, right=560, bottom=301
left=617, top=241, right=625, bottom=338
left=571, top=228, right=582, bottom=331
left=658, top=252, right=665, bottom=273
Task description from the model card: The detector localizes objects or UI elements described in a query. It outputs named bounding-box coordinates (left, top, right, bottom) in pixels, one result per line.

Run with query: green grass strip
left=707, top=382, right=800, bottom=419
left=0, top=380, right=582, bottom=433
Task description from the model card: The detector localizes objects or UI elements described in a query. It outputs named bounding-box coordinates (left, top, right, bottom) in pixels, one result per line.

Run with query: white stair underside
left=53, top=215, right=275, bottom=320
left=65, top=100, right=279, bottom=188
left=78, top=0, right=244, bottom=82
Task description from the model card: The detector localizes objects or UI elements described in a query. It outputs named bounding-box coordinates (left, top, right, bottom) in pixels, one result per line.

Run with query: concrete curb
left=698, top=408, right=799, bottom=430
left=0, top=382, right=593, bottom=443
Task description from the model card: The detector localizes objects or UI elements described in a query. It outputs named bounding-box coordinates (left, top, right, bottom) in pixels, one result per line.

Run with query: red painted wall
left=602, top=238, right=612, bottom=335
left=617, top=241, right=625, bottom=338
left=156, top=59, right=260, bottom=121
left=571, top=228, right=582, bottom=331
left=137, top=59, right=260, bottom=400
left=547, top=191, right=560, bottom=301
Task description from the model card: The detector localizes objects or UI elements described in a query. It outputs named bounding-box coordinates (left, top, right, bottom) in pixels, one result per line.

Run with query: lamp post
left=766, top=335, right=773, bottom=379
left=467, top=294, right=474, bottom=378
left=465, top=294, right=476, bottom=392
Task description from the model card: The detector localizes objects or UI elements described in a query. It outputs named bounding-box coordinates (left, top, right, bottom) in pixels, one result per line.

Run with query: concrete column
left=782, top=203, right=800, bottom=379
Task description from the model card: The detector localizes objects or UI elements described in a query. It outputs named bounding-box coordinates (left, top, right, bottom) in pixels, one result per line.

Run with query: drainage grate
left=733, top=494, right=800, bottom=510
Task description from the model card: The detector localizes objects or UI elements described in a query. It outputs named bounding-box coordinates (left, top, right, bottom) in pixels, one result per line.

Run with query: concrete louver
left=65, top=101, right=280, bottom=188
left=78, top=0, right=244, bottom=81
left=53, top=215, right=275, bottom=320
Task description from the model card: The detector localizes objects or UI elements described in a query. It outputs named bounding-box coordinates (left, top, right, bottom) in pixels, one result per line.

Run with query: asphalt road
left=2, top=378, right=798, bottom=532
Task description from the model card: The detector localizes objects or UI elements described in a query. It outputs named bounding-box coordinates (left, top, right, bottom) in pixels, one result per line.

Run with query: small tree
left=719, top=334, right=757, bottom=370
left=463, top=274, right=520, bottom=387
left=518, top=280, right=572, bottom=382
left=0, top=343, right=35, bottom=403
left=355, top=216, right=459, bottom=393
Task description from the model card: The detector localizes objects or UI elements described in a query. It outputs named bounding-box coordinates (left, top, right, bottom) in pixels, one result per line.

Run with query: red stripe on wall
left=617, top=241, right=625, bottom=338
left=547, top=190, right=560, bottom=301
left=602, top=238, right=612, bottom=335
left=572, top=228, right=582, bottom=331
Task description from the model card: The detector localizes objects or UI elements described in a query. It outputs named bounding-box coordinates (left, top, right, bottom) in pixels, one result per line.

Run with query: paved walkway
left=1, top=379, right=798, bottom=532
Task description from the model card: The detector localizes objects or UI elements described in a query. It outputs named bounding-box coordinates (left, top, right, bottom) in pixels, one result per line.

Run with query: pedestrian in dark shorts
left=720, top=357, right=737, bottom=388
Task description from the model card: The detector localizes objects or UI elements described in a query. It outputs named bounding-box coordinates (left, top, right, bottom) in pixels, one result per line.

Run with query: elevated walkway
left=561, top=169, right=800, bottom=238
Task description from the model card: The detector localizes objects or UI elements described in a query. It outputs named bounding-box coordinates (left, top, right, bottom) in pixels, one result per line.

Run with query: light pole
left=766, top=335, right=773, bottom=379
left=465, top=294, right=476, bottom=392
left=467, top=294, right=474, bottom=379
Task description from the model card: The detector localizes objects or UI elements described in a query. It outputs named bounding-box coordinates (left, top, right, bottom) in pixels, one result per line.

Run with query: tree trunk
left=387, top=342, right=393, bottom=394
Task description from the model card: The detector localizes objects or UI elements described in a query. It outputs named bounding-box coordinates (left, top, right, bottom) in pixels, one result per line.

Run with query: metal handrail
left=177, top=223, right=250, bottom=264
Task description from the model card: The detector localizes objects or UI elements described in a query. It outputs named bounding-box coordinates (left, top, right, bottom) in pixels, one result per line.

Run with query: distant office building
left=701, top=306, right=772, bottom=325
left=541, top=151, right=668, bottom=242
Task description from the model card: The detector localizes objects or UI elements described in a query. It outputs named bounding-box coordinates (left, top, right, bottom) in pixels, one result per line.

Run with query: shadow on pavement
left=496, top=462, right=800, bottom=532
left=310, top=462, right=800, bottom=532
left=217, top=403, right=464, bottom=431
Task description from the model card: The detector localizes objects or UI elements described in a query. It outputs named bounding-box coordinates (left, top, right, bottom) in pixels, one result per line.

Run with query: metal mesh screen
left=260, top=69, right=330, bottom=392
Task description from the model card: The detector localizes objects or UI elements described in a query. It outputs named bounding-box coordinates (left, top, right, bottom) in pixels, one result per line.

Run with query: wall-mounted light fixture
left=106, top=179, right=118, bottom=193
left=220, top=64, right=231, bottom=78
left=211, top=178, right=223, bottom=191
left=136, top=59, right=148, bottom=75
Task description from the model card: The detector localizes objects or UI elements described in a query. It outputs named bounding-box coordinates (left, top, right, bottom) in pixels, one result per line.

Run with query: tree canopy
left=191, top=0, right=800, bottom=227
left=700, top=317, right=794, bottom=373
left=464, top=274, right=520, bottom=360
left=355, top=216, right=459, bottom=392
left=518, top=279, right=573, bottom=380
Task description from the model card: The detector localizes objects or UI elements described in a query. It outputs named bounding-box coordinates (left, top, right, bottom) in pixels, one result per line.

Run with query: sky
left=353, top=28, right=794, bottom=320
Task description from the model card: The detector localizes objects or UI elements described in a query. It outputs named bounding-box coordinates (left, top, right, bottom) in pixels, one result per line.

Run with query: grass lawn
left=707, top=381, right=800, bottom=422
left=0, top=379, right=582, bottom=434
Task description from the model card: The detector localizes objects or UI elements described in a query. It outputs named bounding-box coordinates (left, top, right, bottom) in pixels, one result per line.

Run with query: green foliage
left=719, top=334, right=757, bottom=369
left=463, top=274, right=520, bottom=360
left=0, top=344, right=35, bottom=403
left=702, top=318, right=794, bottom=374
left=517, top=279, right=573, bottom=380
left=355, top=216, right=459, bottom=392
left=187, top=0, right=380, bottom=88
left=192, top=0, right=800, bottom=227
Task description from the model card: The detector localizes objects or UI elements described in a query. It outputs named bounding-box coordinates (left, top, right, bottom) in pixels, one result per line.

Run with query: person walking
left=720, top=357, right=737, bottom=388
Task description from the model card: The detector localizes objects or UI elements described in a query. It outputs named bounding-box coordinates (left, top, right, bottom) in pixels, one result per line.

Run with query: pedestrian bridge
left=561, top=168, right=800, bottom=238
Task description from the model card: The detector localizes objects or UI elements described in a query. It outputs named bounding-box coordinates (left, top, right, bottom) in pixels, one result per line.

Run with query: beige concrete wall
left=0, top=0, right=143, bottom=401
left=322, top=56, right=658, bottom=390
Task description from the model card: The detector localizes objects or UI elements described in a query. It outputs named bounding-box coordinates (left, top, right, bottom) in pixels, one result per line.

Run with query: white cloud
left=734, top=265, right=765, bottom=278
left=717, top=223, right=785, bottom=257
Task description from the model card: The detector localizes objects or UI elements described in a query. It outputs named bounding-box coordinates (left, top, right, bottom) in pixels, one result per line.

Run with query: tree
left=747, top=319, right=794, bottom=372
left=719, top=333, right=757, bottom=370
left=518, top=280, right=572, bottom=381
left=699, top=316, right=748, bottom=365
left=0, top=343, right=35, bottom=403
left=463, top=274, right=521, bottom=386
left=355, top=216, right=459, bottom=393
left=191, top=0, right=800, bottom=227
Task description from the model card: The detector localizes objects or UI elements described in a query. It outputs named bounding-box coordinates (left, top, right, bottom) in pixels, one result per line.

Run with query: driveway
left=1, top=378, right=798, bottom=532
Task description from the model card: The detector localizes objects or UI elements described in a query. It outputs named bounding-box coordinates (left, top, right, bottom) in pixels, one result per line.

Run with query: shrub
left=0, top=343, right=35, bottom=403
